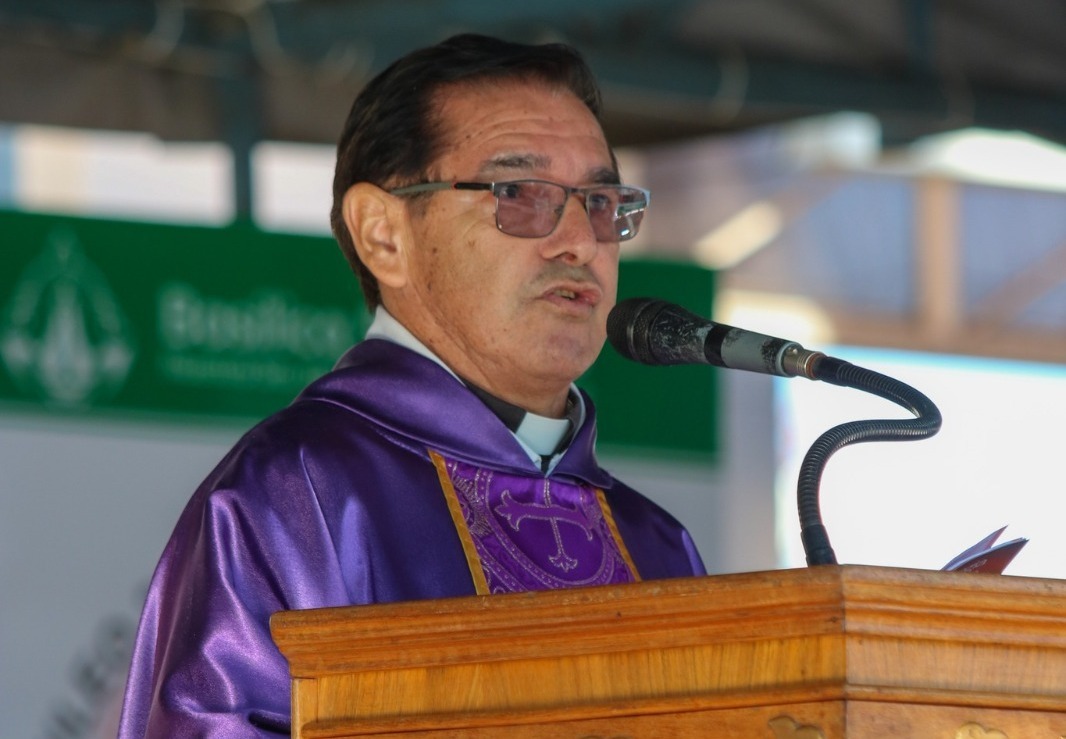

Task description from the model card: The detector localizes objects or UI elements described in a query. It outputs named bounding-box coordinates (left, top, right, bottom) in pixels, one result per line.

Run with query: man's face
left=389, top=80, right=620, bottom=416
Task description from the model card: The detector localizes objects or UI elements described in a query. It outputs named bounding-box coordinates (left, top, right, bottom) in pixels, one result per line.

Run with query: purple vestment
left=118, top=339, right=705, bottom=737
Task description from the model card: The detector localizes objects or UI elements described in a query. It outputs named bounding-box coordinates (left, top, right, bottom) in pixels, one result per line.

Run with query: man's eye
left=586, top=193, right=612, bottom=211
left=499, top=183, right=523, bottom=200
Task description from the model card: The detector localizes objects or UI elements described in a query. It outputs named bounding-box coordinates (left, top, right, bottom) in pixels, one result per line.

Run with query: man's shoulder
left=195, top=340, right=469, bottom=488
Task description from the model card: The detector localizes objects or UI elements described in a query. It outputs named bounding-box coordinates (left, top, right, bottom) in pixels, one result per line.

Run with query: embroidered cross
left=494, top=484, right=595, bottom=573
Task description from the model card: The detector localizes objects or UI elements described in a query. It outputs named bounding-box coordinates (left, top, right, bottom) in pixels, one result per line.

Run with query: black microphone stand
left=797, top=356, right=943, bottom=566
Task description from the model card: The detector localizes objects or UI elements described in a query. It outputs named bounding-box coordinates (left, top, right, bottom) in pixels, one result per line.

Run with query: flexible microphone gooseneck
left=607, top=297, right=943, bottom=566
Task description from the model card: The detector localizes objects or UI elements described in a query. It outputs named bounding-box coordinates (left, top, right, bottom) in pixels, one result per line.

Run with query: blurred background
left=1, top=1, right=1065, bottom=736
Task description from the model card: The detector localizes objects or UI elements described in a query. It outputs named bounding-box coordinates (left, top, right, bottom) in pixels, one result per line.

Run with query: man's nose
left=542, top=193, right=601, bottom=263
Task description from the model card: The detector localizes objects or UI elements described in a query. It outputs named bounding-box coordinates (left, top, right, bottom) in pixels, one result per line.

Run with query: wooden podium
left=270, top=566, right=1066, bottom=738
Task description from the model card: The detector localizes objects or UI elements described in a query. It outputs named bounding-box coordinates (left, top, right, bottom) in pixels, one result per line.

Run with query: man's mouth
left=547, top=285, right=600, bottom=307
left=539, top=270, right=603, bottom=309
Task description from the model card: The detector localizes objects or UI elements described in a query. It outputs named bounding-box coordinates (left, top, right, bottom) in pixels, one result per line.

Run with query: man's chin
left=531, top=349, right=600, bottom=386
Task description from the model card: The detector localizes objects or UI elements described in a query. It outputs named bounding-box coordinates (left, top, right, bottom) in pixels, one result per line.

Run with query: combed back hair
left=329, top=33, right=606, bottom=310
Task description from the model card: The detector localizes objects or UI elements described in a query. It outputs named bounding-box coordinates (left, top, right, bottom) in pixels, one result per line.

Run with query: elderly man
left=118, top=33, right=704, bottom=737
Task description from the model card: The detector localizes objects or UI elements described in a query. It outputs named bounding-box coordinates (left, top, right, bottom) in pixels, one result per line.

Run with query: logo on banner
left=155, top=282, right=358, bottom=391
left=1, top=229, right=136, bottom=408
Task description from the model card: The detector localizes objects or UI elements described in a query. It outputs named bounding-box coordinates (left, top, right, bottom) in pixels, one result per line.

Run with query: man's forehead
left=427, top=80, right=615, bottom=176
left=475, top=153, right=618, bottom=183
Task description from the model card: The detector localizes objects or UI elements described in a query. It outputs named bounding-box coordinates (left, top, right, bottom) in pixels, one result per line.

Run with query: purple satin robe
left=118, top=340, right=705, bottom=737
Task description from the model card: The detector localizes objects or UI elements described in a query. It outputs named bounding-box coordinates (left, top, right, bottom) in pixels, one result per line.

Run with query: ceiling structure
left=3, top=0, right=1065, bottom=148
left=1, top=0, right=1065, bottom=366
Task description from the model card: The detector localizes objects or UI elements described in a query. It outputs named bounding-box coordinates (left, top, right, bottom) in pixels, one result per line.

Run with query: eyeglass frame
left=387, top=179, right=650, bottom=242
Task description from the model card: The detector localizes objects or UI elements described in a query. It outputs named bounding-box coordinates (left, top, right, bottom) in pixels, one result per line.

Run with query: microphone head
left=609, top=295, right=816, bottom=376
left=606, top=297, right=669, bottom=364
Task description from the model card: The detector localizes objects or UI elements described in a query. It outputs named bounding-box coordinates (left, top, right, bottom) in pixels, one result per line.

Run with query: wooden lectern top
left=271, top=566, right=1066, bottom=738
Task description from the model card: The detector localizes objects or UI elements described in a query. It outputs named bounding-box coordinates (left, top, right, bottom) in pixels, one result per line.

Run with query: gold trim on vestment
left=595, top=487, right=642, bottom=582
left=429, top=449, right=491, bottom=595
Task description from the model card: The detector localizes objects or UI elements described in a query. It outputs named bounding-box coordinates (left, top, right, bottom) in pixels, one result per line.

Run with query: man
left=118, top=33, right=705, bottom=737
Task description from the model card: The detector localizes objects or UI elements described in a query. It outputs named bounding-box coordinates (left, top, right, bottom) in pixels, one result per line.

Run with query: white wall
left=0, top=415, right=243, bottom=737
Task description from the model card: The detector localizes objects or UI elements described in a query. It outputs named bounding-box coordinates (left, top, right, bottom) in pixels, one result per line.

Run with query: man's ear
left=340, top=182, right=410, bottom=290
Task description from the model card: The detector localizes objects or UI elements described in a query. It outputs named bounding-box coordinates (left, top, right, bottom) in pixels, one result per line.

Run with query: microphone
left=607, top=297, right=825, bottom=379
left=607, top=295, right=943, bottom=568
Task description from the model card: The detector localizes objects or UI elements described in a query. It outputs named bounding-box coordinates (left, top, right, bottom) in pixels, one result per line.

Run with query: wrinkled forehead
left=426, top=78, right=617, bottom=179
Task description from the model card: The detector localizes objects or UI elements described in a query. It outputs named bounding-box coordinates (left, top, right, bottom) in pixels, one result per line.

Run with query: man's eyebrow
left=477, top=154, right=550, bottom=175
left=588, top=166, right=621, bottom=185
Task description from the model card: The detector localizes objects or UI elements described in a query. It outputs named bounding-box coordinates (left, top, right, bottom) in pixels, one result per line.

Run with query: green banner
left=0, top=210, right=717, bottom=458
left=0, top=210, right=367, bottom=420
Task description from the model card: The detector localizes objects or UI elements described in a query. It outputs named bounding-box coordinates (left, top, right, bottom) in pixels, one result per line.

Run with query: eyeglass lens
left=493, top=181, right=646, bottom=242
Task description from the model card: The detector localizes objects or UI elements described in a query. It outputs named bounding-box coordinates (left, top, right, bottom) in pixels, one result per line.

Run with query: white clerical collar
left=364, top=307, right=585, bottom=468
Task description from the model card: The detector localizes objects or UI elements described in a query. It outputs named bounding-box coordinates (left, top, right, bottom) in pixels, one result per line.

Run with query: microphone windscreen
left=606, top=297, right=662, bottom=364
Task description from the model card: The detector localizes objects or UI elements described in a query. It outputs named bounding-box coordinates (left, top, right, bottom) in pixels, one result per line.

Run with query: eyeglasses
left=388, top=179, right=650, bottom=242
